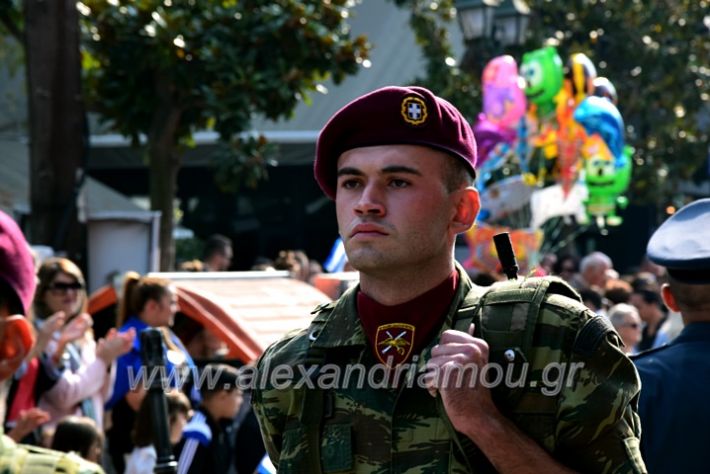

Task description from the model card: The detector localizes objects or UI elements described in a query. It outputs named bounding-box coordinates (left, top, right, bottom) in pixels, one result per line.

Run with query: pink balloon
left=482, top=55, right=527, bottom=130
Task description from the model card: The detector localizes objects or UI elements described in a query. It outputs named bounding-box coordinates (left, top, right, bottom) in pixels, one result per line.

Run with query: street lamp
left=494, top=0, right=531, bottom=46
left=455, top=0, right=500, bottom=41
left=455, top=0, right=530, bottom=47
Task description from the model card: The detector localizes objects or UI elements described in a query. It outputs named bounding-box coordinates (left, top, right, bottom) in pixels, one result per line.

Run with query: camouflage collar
left=311, top=283, right=367, bottom=348
left=310, top=262, right=475, bottom=356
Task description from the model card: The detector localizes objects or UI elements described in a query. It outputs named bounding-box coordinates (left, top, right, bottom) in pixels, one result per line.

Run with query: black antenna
left=141, top=329, right=178, bottom=474
left=494, top=232, right=519, bottom=280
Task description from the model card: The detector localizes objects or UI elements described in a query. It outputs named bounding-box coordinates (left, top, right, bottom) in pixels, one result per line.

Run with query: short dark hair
left=199, top=363, right=240, bottom=400
left=667, top=275, right=710, bottom=312
left=634, top=288, right=662, bottom=307
left=442, top=155, right=475, bottom=192
left=50, top=416, right=102, bottom=459
left=203, top=234, right=232, bottom=260
left=580, top=287, right=604, bottom=311
left=630, top=273, right=658, bottom=293
left=553, top=255, right=579, bottom=275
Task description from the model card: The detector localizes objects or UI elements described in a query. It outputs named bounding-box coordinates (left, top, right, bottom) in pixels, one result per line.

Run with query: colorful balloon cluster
left=467, top=47, right=632, bottom=274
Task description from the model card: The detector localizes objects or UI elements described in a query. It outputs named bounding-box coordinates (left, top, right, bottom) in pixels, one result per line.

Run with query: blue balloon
left=573, top=96, right=625, bottom=162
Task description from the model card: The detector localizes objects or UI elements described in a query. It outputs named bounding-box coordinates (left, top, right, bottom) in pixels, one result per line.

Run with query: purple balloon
left=473, top=114, right=516, bottom=165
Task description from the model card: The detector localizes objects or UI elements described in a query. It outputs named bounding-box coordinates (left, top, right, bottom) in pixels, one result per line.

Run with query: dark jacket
left=175, top=408, right=232, bottom=474
left=634, top=322, right=710, bottom=474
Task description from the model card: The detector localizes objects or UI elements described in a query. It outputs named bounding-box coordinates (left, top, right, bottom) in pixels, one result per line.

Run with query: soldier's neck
left=358, top=259, right=455, bottom=306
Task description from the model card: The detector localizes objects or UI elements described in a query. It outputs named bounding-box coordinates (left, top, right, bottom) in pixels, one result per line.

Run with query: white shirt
left=125, top=445, right=156, bottom=474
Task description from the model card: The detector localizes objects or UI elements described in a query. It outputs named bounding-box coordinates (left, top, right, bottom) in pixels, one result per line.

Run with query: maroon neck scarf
left=357, top=271, right=458, bottom=366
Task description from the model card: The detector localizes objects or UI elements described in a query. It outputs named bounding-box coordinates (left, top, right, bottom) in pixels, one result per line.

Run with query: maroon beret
left=0, top=211, right=36, bottom=314
left=314, top=85, right=477, bottom=199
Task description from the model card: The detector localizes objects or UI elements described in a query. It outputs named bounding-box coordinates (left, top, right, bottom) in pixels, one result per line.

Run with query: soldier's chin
left=347, top=254, right=392, bottom=274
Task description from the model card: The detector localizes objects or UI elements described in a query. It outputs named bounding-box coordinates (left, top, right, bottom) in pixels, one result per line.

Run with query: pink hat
left=315, top=86, right=477, bottom=199
left=0, top=211, right=36, bottom=314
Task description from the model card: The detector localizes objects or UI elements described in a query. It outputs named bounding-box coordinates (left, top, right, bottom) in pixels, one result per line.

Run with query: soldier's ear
left=450, top=187, right=479, bottom=234
left=660, top=284, right=680, bottom=312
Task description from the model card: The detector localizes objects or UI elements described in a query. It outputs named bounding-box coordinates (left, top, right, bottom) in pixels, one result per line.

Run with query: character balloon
left=482, top=55, right=527, bottom=130
left=565, top=53, right=597, bottom=105
left=582, top=137, right=633, bottom=226
left=573, top=95, right=625, bottom=164
left=592, top=77, right=618, bottom=105
left=520, top=46, right=564, bottom=116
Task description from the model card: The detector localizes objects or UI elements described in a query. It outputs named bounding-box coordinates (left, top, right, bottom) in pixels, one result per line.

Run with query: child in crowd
left=125, top=389, right=192, bottom=474
left=49, top=416, right=103, bottom=464
left=175, top=364, right=242, bottom=474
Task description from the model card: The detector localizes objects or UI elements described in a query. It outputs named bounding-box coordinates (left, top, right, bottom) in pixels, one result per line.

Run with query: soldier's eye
left=340, top=179, right=361, bottom=189
left=389, top=179, right=409, bottom=188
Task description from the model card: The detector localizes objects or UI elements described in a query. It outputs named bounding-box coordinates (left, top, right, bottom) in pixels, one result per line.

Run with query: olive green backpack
left=299, top=276, right=614, bottom=473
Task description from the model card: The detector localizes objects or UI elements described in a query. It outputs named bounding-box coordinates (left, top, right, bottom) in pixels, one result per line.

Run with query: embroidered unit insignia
left=375, top=322, right=415, bottom=366
left=401, top=96, right=428, bottom=126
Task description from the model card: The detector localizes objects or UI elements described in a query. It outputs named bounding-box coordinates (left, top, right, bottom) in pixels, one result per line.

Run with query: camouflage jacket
left=253, top=267, right=646, bottom=473
left=0, top=432, right=103, bottom=474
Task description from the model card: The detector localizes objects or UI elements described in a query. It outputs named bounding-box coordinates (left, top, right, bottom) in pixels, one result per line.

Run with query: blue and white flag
left=257, top=454, right=276, bottom=474
left=324, top=237, right=347, bottom=273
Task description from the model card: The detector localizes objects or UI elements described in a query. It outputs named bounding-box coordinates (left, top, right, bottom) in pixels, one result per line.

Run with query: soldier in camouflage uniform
left=0, top=211, right=103, bottom=474
left=252, top=86, right=646, bottom=473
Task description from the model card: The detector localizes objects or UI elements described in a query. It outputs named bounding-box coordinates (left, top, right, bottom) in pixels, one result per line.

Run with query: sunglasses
left=48, top=282, right=84, bottom=293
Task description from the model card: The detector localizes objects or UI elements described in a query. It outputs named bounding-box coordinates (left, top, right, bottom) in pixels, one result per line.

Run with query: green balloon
left=520, top=46, right=564, bottom=106
left=585, top=145, right=633, bottom=225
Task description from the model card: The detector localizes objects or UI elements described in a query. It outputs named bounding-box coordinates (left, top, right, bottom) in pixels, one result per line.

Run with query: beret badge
left=401, top=96, right=428, bottom=126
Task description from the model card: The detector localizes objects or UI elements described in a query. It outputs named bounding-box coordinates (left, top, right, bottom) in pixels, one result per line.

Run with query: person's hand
left=6, top=408, right=50, bottom=442
left=60, top=313, right=93, bottom=343
left=96, top=327, right=135, bottom=364
left=32, top=311, right=66, bottom=355
left=424, top=324, right=500, bottom=438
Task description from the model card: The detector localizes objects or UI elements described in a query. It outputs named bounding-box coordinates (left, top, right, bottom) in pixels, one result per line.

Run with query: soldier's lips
left=350, top=224, right=388, bottom=238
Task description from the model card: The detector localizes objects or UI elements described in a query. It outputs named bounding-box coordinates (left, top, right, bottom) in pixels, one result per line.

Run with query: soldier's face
left=335, top=145, right=466, bottom=276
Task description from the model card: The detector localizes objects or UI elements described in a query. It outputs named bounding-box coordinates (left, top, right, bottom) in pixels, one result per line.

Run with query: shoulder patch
left=182, top=411, right=212, bottom=446
left=573, top=315, right=615, bottom=357
left=311, top=301, right=335, bottom=315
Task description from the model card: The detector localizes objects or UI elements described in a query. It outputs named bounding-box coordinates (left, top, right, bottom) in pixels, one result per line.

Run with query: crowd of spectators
left=1, top=223, right=690, bottom=473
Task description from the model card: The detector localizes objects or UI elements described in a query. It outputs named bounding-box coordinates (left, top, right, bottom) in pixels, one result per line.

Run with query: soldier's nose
left=354, top=186, right=385, bottom=216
